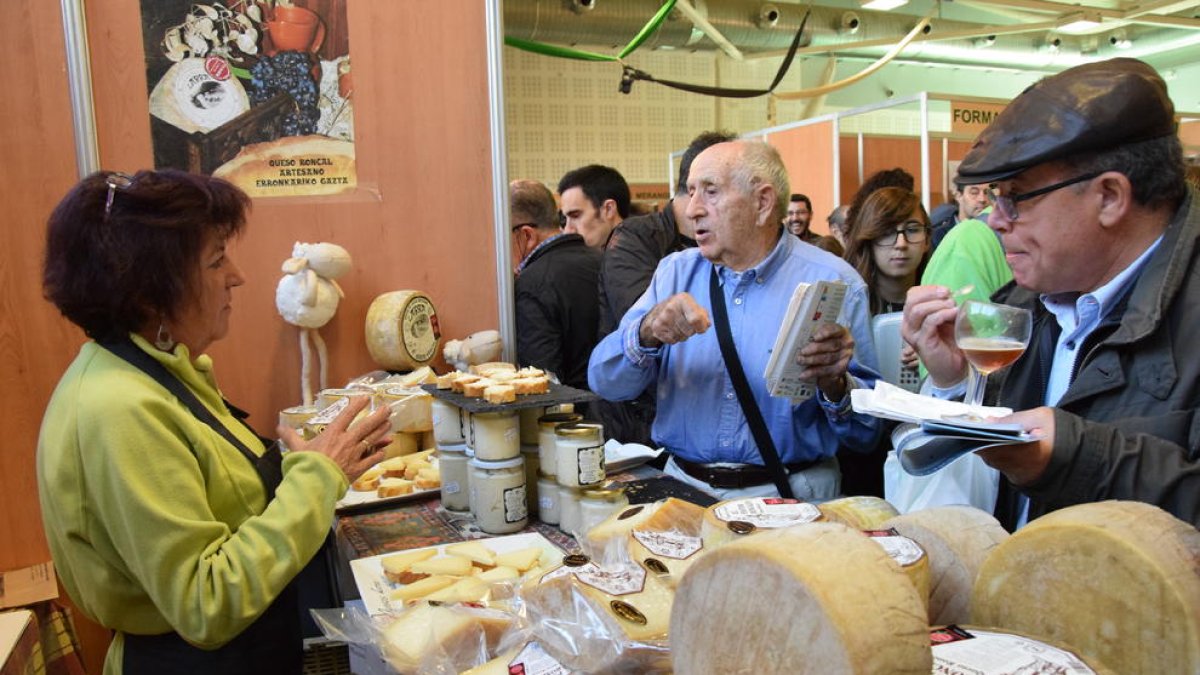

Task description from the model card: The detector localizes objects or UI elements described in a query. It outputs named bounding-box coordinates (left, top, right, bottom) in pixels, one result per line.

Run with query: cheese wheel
left=585, top=498, right=705, bottom=550
left=670, top=522, right=932, bottom=674
left=864, top=529, right=931, bottom=618
left=524, top=560, right=675, bottom=672
left=700, top=497, right=822, bottom=548
left=365, top=290, right=441, bottom=370
left=818, top=495, right=900, bottom=530
left=380, top=602, right=512, bottom=673
left=881, top=505, right=1008, bottom=625
left=931, top=625, right=1116, bottom=674
left=972, top=500, right=1200, bottom=675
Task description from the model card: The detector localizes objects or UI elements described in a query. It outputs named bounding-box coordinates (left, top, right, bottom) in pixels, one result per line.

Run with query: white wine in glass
left=955, top=300, right=1032, bottom=408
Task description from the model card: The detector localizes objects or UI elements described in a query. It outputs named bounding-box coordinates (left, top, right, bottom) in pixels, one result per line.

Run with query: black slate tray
left=619, top=475, right=718, bottom=508
left=421, top=381, right=598, bottom=414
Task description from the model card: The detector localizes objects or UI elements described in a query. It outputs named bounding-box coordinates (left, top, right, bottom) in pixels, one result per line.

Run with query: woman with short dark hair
left=37, top=169, right=390, bottom=675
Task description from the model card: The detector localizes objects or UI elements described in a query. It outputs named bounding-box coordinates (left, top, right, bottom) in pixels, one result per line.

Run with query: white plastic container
left=438, top=444, right=469, bottom=512
left=554, top=422, right=606, bottom=488
left=521, top=444, right=540, bottom=516
left=465, top=448, right=477, bottom=517
left=468, top=456, right=528, bottom=534
left=537, top=412, right=583, bottom=478
left=579, top=487, right=630, bottom=536
left=470, top=410, right=520, bottom=461
left=431, top=399, right=465, bottom=445
left=558, top=484, right=584, bottom=535
left=537, top=473, right=560, bottom=525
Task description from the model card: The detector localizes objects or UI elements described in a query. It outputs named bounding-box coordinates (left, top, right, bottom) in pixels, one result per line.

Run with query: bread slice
left=512, top=377, right=550, bottom=395
left=462, top=378, right=494, bottom=398
left=483, top=384, right=516, bottom=404
left=471, top=362, right=517, bottom=378
left=436, top=371, right=460, bottom=390
left=404, top=460, right=432, bottom=480
left=377, top=477, right=414, bottom=498
left=451, top=374, right=480, bottom=393
left=415, top=467, right=441, bottom=490
left=377, top=456, right=408, bottom=479
left=351, top=466, right=384, bottom=492
left=517, top=366, right=545, bottom=378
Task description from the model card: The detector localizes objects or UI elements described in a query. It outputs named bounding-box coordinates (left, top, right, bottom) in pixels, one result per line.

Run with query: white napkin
left=851, top=381, right=1012, bottom=424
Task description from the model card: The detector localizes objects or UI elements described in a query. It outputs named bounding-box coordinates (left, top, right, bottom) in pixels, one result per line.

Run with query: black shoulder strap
left=100, top=338, right=282, bottom=499
left=708, top=268, right=795, bottom=498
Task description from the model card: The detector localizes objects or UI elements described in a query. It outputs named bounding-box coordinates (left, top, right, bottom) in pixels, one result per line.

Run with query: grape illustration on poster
left=138, top=0, right=357, bottom=198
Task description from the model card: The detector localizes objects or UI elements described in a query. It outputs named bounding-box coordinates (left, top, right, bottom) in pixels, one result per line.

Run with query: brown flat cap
left=958, top=58, right=1176, bottom=185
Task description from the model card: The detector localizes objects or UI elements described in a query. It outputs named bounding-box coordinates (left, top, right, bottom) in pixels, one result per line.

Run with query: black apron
left=101, top=339, right=304, bottom=675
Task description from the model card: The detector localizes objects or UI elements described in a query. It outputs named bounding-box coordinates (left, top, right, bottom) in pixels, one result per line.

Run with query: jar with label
left=537, top=473, right=560, bottom=525
left=558, top=484, right=584, bottom=535
left=278, top=405, right=317, bottom=437
left=438, top=444, right=469, bottom=511
left=431, top=399, right=465, bottom=445
left=579, top=487, right=630, bottom=535
left=465, top=448, right=477, bottom=516
left=519, top=403, right=575, bottom=444
left=554, top=422, right=606, bottom=488
left=463, top=410, right=475, bottom=449
left=471, top=410, right=520, bottom=460
left=521, top=445, right=540, bottom=516
left=468, top=456, right=528, bottom=534
left=536, top=412, right=583, bottom=478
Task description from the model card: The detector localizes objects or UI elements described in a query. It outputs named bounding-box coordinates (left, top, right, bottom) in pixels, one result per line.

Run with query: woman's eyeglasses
left=872, top=221, right=928, bottom=247
left=104, top=172, right=134, bottom=221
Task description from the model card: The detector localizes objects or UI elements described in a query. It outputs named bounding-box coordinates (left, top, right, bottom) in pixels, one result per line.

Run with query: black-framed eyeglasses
left=104, top=172, right=134, bottom=221
left=989, top=171, right=1102, bottom=221
left=872, top=221, right=928, bottom=247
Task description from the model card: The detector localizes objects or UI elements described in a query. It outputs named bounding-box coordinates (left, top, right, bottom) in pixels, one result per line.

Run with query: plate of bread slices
left=425, top=362, right=597, bottom=413
left=350, top=532, right=564, bottom=616
left=337, top=449, right=441, bottom=512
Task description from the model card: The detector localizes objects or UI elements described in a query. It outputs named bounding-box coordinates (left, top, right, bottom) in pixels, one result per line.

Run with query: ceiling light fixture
left=1057, top=11, right=1103, bottom=35
left=1109, top=29, right=1132, bottom=49
left=860, top=0, right=908, bottom=11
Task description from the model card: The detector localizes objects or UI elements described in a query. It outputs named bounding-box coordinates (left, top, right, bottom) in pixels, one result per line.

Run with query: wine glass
left=954, top=300, right=1032, bottom=408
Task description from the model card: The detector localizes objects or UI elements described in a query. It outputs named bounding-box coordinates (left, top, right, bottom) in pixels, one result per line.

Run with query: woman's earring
left=155, top=323, right=176, bottom=351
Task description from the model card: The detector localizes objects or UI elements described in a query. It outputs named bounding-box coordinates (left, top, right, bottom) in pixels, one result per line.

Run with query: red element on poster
left=205, top=56, right=231, bottom=81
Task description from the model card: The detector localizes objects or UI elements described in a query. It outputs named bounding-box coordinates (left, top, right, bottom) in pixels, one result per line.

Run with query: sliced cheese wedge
left=424, top=576, right=490, bottom=604
left=410, top=555, right=474, bottom=577
left=389, top=574, right=457, bottom=602
left=494, top=547, right=544, bottom=572
left=445, top=541, right=497, bottom=568
left=381, top=548, right=438, bottom=582
left=475, top=565, right=520, bottom=583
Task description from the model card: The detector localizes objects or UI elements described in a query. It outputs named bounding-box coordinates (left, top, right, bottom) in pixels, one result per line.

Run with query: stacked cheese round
left=670, top=522, right=932, bottom=674
left=972, top=500, right=1200, bottom=675
left=881, top=505, right=1008, bottom=625
left=365, top=290, right=440, bottom=370
left=818, top=495, right=900, bottom=529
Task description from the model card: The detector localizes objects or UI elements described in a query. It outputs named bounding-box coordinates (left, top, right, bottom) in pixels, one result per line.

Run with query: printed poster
left=138, top=0, right=357, bottom=197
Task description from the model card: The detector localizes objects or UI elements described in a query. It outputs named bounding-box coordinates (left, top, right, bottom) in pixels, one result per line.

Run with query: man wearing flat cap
left=903, top=57, right=1200, bottom=530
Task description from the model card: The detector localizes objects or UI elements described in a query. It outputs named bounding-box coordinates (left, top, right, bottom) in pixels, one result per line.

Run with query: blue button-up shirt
left=588, top=232, right=882, bottom=464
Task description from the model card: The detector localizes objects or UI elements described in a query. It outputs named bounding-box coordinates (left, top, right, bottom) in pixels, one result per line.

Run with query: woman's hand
left=277, top=396, right=392, bottom=481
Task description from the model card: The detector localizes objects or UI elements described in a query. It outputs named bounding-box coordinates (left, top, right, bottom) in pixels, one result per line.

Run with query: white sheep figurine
left=276, top=242, right=351, bottom=406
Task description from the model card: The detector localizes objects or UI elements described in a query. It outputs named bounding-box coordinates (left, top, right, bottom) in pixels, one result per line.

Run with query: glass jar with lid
left=536, top=412, right=583, bottom=478
left=437, top=443, right=469, bottom=511
left=557, top=484, right=584, bottom=536
left=554, top=422, right=606, bottom=488
left=579, top=487, right=630, bottom=535
left=468, top=456, right=528, bottom=534
left=431, top=398, right=465, bottom=445
left=537, top=473, right=560, bottom=524
left=471, top=410, right=520, bottom=460
left=521, top=444, right=540, bottom=516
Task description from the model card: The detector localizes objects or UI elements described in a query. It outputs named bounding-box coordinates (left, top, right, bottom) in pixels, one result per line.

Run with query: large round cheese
left=818, top=495, right=900, bottom=529
left=881, top=505, right=1008, bottom=625
left=931, top=625, right=1115, bottom=674
left=864, top=529, right=931, bottom=618
left=972, top=500, right=1200, bottom=675
left=670, top=522, right=932, bottom=674
left=365, top=290, right=441, bottom=370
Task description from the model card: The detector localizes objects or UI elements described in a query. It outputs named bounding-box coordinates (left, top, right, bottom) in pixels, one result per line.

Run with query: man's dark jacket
left=515, top=233, right=601, bottom=391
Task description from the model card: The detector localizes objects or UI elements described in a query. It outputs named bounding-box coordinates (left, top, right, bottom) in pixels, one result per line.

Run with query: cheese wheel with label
left=881, top=505, right=1008, bottom=625
left=700, top=497, right=823, bottom=548
left=818, top=495, right=900, bottom=530
left=670, top=522, right=932, bottom=674
left=930, top=625, right=1116, bottom=674
left=365, top=290, right=441, bottom=370
left=972, top=500, right=1200, bottom=675
left=864, top=529, right=931, bottom=617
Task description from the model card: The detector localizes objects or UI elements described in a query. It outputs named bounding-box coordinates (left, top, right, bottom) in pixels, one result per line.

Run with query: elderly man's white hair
left=729, top=140, right=790, bottom=224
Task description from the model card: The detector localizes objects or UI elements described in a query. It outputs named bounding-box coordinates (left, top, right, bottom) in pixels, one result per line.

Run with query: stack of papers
left=852, top=382, right=1038, bottom=476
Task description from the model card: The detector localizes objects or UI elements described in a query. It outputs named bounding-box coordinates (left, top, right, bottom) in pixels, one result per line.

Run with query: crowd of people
left=31, top=56, right=1200, bottom=673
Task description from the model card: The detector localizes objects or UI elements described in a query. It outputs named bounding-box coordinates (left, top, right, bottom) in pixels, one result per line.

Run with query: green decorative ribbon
left=504, top=0, right=677, bottom=62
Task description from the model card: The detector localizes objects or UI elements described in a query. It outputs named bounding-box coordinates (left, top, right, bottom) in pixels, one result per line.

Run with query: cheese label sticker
left=866, top=533, right=924, bottom=567
left=401, top=296, right=439, bottom=363
left=308, top=397, right=350, bottom=424
left=575, top=444, right=606, bottom=485
left=713, top=498, right=821, bottom=528
left=540, top=562, right=595, bottom=585
left=503, top=486, right=528, bottom=523
left=632, top=530, right=704, bottom=560
left=508, top=640, right=569, bottom=675
left=443, top=480, right=460, bottom=495
left=574, top=561, right=647, bottom=596
left=931, top=628, right=1096, bottom=674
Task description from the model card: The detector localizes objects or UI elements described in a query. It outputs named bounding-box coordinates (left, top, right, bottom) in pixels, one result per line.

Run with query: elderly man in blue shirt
left=589, top=139, right=883, bottom=501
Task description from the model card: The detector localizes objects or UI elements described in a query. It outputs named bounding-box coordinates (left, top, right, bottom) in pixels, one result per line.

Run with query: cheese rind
left=972, top=500, right=1200, bottom=675
left=881, top=505, right=1008, bottom=625
left=670, top=522, right=932, bottom=674
left=818, top=495, right=900, bottom=530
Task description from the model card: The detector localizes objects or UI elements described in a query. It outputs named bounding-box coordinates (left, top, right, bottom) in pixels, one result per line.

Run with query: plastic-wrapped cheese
left=379, top=602, right=512, bottom=673
left=670, top=522, right=932, bottom=674
left=972, top=500, right=1200, bottom=675
left=585, top=498, right=705, bottom=549
left=700, top=497, right=823, bottom=548
left=818, top=495, right=900, bottom=530
left=930, top=625, right=1115, bottom=674
left=365, top=290, right=441, bottom=370
left=881, top=505, right=1008, bottom=625
left=460, top=642, right=568, bottom=675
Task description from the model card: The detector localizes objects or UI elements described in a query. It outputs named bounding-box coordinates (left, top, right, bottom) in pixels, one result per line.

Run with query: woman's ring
left=360, top=439, right=371, bottom=454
